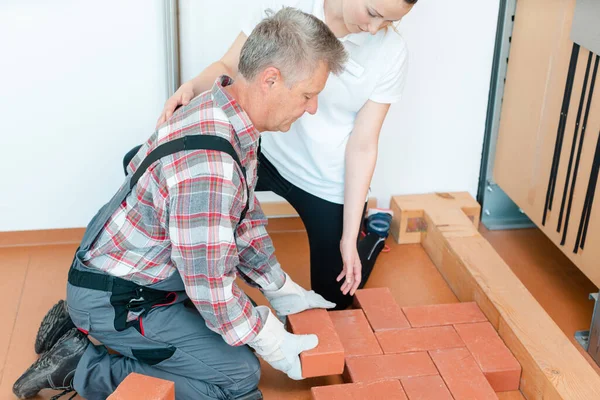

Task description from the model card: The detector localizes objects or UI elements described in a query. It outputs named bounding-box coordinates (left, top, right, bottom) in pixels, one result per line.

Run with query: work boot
left=35, top=299, right=75, bottom=354
left=13, top=328, right=89, bottom=399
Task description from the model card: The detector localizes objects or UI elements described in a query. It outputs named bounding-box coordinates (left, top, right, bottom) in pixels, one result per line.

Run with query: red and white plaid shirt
left=83, top=76, right=285, bottom=346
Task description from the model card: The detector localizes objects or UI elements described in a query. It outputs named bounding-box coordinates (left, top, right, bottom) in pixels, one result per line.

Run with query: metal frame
left=575, top=292, right=600, bottom=366
left=477, top=0, right=535, bottom=230
left=164, top=0, right=181, bottom=98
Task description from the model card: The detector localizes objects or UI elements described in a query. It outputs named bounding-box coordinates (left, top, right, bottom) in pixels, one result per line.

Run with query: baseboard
left=0, top=198, right=379, bottom=248
left=0, top=227, right=86, bottom=248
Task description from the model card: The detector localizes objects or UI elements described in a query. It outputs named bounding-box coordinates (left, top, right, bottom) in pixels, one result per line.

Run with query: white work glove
left=248, top=306, right=318, bottom=380
left=263, top=273, right=336, bottom=318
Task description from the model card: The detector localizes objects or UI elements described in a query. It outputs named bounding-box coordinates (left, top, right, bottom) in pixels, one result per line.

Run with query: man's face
left=263, top=61, right=330, bottom=132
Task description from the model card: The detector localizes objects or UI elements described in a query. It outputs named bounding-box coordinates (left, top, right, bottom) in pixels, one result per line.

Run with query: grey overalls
left=66, top=136, right=261, bottom=400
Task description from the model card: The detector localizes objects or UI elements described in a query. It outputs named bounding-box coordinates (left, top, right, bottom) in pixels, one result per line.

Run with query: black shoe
left=35, top=300, right=75, bottom=354
left=13, top=328, right=89, bottom=399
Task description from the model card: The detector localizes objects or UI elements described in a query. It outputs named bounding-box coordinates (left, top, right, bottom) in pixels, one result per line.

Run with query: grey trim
left=575, top=292, right=600, bottom=367
left=164, top=0, right=180, bottom=98
left=478, top=0, right=535, bottom=230
left=571, top=0, right=600, bottom=55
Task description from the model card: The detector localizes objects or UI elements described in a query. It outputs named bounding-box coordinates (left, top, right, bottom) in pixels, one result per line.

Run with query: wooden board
left=494, top=0, right=600, bottom=287
left=390, top=192, right=480, bottom=244
left=393, top=192, right=600, bottom=400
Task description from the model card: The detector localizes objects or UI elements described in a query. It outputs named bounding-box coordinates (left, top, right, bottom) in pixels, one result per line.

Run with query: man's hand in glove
left=263, top=273, right=336, bottom=317
left=248, top=306, right=317, bottom=380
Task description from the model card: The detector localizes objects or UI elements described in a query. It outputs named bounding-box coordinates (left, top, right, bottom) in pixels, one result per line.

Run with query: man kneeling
left=13, top=7, right=347, bottom=400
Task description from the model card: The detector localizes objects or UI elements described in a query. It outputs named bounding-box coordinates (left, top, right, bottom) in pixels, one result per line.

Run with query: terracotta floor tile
left=311, top=380, right=407, bottom=400
left=496, top=390, right=525, bottom=399
left=287, top=309, right=345, bottom=378
left=353, top=288, right=410, bottom=331
left=454, top=322, right=521, bottom=391
left=376, top=326, right=464, bottom=354
left=402, top=302, right=487, bottom=328
left=429, top=347, right=497, bottom=400
left=329, top=310, right=382, bottom=357
left=259, top=359, right=344, bottom=400
left=400, top=375, right=453, bottom=400
left=237, top=231, right=310, bottom=308
left=344, top=353, right=438, bottom=383
left=0, top=244, right=81, bottom=399
left=0, top=247, right=30, bottom=383
left=0, top=223, right=596, bottom=399
left=363, top=244, right=459, bottom=307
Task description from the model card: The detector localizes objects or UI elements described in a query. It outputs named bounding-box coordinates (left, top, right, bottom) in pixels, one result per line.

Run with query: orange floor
left=0, top=218, right=597, bottom=399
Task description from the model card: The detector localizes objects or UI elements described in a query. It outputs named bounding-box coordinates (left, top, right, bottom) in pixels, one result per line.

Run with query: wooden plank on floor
left=392, top=192, right=600, bottom=400
left=0, top=248, right=30, bottom=384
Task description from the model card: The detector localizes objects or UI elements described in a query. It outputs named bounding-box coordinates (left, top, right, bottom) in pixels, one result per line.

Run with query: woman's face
left=341, top=0, right=414, bottom=35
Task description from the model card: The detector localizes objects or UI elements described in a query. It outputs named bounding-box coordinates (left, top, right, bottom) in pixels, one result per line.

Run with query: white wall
left=371, top=0, right=499, bottom=204
left=180, top=0, right=500, bottom=207
left=0, top=0, right=499, bottom=232
left=0, top=0, right=167, bottom=231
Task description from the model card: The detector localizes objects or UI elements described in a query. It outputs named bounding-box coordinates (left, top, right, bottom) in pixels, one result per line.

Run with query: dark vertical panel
left=558, top=51, right=593, bottom=232
left=575, top=129, right=600, bottom=252
left=561, top=54, right=599, bottom=246
left=543, top=43, right=580, bottom=225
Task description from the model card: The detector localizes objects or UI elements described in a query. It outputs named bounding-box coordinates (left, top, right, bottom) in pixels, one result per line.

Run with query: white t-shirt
left=242, top=0, right=408, bottom=204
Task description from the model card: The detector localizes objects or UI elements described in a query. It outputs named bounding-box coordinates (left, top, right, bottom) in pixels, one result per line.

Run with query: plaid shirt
left=83, top=76, right=285, bottom=346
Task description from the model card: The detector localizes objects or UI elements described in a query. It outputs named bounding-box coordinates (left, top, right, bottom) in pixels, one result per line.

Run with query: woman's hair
left=239, top=7, right=348, bottom=86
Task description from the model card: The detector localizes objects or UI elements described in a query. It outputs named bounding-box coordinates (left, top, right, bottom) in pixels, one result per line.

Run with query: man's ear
left=259, top=67, right=282, bottom=91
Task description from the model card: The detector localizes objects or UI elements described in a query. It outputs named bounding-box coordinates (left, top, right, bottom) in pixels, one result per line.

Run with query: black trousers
left=256, top=153, right=385, bottom=310
left=123, top=145, right=385, bottom=310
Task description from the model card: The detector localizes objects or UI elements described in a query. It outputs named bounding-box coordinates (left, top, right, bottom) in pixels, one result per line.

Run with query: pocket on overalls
left=67, top=305, right=91, bottom=335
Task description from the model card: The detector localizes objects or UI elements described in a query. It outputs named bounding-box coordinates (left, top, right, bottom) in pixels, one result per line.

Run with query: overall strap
left=79, top=135, right=250, bottom=253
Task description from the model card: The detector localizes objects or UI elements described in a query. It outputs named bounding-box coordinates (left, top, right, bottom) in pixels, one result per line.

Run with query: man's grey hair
left=238, top=7, right=348, bottom=86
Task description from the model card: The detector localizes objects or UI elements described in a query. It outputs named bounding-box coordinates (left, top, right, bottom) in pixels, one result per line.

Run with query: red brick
left=376, top=326, right=464, bottom=354
left=344, top=353, right=438, bottom=383
left=311, top=380, right=408, bottom=399
left=402, top=302, right=487, bottom=327
left=400, top=375, right=453, bottom=400
left=353, top=288, right=410, bottom=331
left=454, top=322, right=521, bottom=391
left=287, top=309, right=345, bottom=378
left=329, top=310, right=383, bottom=357
left=108, top=373, right=175, bottom=400
left=429, top=347, right=497, bottom=399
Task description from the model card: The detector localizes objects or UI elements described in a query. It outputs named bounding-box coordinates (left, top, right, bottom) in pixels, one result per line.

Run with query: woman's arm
left=156, top=32, right=248, bottom=127
left=338, top=100, right=391, bottom=295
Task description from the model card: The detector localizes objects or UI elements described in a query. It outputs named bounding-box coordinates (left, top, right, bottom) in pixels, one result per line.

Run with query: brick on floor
left=329, top=309, right=382, bottom=358
left=287, top=309, right=345, bottom=378
left=454, top=322, right=521, bottom=391
left=353, top=288, right=410, bottom=331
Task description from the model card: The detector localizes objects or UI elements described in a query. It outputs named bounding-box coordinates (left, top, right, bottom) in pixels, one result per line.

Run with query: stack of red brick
left=289, top=287, right=522, bottom=399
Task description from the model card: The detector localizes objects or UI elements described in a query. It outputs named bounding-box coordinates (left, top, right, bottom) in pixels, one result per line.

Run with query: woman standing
left=157, top=0, right=418, bottom=309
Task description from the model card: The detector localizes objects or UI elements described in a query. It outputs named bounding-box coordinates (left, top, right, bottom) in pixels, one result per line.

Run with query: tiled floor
left=0, top=219, right=597, bottom=399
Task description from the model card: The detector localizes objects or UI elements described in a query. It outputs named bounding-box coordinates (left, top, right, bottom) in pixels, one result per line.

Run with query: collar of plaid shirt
left=211, top=75, right=261, bottom=157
